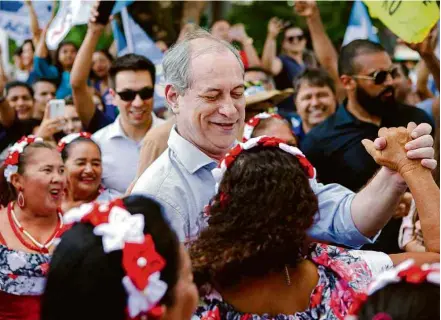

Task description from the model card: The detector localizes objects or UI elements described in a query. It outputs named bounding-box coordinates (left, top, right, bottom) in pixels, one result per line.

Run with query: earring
left=17, top=190, right=25, bottom=208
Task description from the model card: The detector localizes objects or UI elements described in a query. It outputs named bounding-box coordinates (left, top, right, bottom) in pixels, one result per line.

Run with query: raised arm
left=35, top=26, right=49, bottom=59
left=409, top=28, right=440, bottom=95
left=0, top=50, right=15, bottom=128
left=294, top=0, right=345, bottom=102
left=261, top=18, right=283, bottom=76
left=70, top=12, right=105, bottom=129
left=230, top=24, right=261, bottom=68
left=24, top=0, right=42, bottom=44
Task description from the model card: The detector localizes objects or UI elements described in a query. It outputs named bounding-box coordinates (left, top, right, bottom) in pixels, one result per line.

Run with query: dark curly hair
left=190, top=146, right=318, bottom=288
left=357, top=282, right=440, bottom=320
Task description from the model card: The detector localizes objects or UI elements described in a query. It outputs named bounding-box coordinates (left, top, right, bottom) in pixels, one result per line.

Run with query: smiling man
left=6, top=81, right=35, bottom=121
left=292, top=68, right=337, bottom=142
left=132, top=30, right=436, bottom=250
left=92, top=54, right=164, bottom=197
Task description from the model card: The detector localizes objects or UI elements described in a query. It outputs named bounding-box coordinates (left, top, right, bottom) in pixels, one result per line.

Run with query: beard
left=356, top=85, right=398, bottom=118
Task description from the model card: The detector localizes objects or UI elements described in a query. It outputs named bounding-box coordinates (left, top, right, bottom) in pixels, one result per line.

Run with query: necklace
left=8, top=202, right=63, bottom=254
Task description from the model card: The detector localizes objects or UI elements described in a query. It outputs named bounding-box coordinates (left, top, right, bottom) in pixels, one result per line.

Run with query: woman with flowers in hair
left=191, top=129, right=439, bottom=320
left=42, top=195, right=199, bottom=320
left=0, top=135, right=66, bottom=319
left=57, top=132, right=111, bottom=212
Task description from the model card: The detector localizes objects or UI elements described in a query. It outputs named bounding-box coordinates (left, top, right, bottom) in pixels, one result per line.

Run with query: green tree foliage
left=227, top=1, right=352, bottom=54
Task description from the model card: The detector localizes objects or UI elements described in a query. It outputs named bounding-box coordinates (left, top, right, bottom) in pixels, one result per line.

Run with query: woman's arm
left=363, top=126, right=440, bottom=264
left=24, top=0, right=42, bottom=44
left=70, top=22, right=104, bottom=129
left=0, top=51, right=15, bottom=127
left=261, top=18, right=283, bottom=76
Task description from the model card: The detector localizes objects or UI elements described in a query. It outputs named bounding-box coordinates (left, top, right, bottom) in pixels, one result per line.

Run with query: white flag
left=46, top=0, right=94, bottom=50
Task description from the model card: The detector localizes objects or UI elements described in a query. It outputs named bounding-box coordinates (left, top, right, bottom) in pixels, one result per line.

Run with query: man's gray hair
left=162, top=28, right=244, bottom=95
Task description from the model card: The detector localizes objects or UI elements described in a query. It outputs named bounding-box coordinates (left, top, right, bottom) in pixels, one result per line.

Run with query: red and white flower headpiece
left=348, top=259, right=440, bottom=317
left=63, top=199, right=168, bottom=319
left=242, top=112, right=284, bottom=142
left=4, top=135, right=43, bottom=182
left=57, top=132, right=92, bottom=152
left=212, top=136, right=316, bottom=194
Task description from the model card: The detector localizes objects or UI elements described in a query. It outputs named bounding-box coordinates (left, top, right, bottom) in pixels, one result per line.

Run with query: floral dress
left=0, top=244, right=50, bottom=320
left=193, top=244, right=393, bottom=320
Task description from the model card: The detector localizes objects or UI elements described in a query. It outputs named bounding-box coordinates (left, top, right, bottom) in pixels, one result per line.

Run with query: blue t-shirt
left=33, top=56, right=72, bottom=99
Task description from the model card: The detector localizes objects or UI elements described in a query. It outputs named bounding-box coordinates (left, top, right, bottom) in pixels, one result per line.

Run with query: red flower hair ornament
left=242, top=112, right=283, bottom=142
left=57, top=132, right=92, bottom=152
left=347, top=259, right=440, bottom=318
left=4, top=135, right=43, bottom=182
left=212, top=136, right=316, bottom=194
left=63, top=199, right=168, bottom=319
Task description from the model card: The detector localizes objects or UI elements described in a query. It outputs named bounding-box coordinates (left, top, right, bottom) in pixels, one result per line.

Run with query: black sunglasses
left=116, top=87, right=154, bottom=102
left=353, top=68, right=399, bottom=85
left=286, top=35, right=304, bottom=43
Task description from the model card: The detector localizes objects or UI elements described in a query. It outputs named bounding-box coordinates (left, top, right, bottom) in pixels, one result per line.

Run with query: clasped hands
left=362, top=122, right=436, bottom=178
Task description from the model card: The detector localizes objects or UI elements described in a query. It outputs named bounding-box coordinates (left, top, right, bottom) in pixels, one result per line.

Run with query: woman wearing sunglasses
left=262, top=17, right=318, bottom=119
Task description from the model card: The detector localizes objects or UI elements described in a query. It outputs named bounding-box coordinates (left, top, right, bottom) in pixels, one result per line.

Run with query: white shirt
left=93, top=113, right=164, bottom=198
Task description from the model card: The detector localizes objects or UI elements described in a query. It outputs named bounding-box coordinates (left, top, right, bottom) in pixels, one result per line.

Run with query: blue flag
left=112, top=8, right=165, bottom=109
left=343, top=0, right=379, bottom=46
left=0, top=0, right=53, bottom=43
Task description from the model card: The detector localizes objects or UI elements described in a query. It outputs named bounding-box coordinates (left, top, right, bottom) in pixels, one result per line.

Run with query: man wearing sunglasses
left=301, top=39, right=434, bottom=254
left=91, top=54, right=164, bottom=198
left=262, top=17, right=317, bottom=119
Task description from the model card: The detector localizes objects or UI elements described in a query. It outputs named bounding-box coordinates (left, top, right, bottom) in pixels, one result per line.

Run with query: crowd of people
left=0, top=0, right=439, bottom=319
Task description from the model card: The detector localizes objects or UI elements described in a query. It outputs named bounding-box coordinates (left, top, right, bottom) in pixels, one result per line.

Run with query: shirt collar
left=108, top=113, right=161, bottom=140
left=168, top=126, right=217, bottom=174
left=334, top=102, right=358, bottom=128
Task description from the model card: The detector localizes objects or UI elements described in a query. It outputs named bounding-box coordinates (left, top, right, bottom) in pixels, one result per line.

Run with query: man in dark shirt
left=300, top=40, right=434, bottom=253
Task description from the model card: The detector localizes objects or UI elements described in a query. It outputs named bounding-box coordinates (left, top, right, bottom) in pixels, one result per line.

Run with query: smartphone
left=95, top=0, right=116, bottom=25
left=48, top=99, right=65, bottom=119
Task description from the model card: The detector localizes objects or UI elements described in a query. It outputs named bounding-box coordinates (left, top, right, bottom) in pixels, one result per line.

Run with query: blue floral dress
left=192, top=244, right=393, bottom=320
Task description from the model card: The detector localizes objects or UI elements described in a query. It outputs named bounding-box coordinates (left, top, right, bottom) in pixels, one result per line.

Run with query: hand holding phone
left=48, top=99, right=66, bottom=119
left=94, top=0, right=116, bottom=25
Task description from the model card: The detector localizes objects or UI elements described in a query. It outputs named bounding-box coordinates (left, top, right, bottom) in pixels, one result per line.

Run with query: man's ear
left=109, top=88, right=118, bottom=106
left=340, top=75, right=356, bottom=92
left=165, top=84, right=180, bottom=114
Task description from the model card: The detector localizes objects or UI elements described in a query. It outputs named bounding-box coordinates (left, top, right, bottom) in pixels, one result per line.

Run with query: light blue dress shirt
left=132, top=126, right=375, bottom=247
left=93, top=114, right=164, bottom=197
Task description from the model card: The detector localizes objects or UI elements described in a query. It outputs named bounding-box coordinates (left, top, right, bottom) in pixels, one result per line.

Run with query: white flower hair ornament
left=63, top=198, right=168, bottom=319
left=348, top=259, right=440, bottom=317
left=57, top=132, right=92, bottom=152
left=242, top=112, right=284, bottom=142
left=212, top=136, right=316, bottom=195
left=4, top=135, right=43, bottom=182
